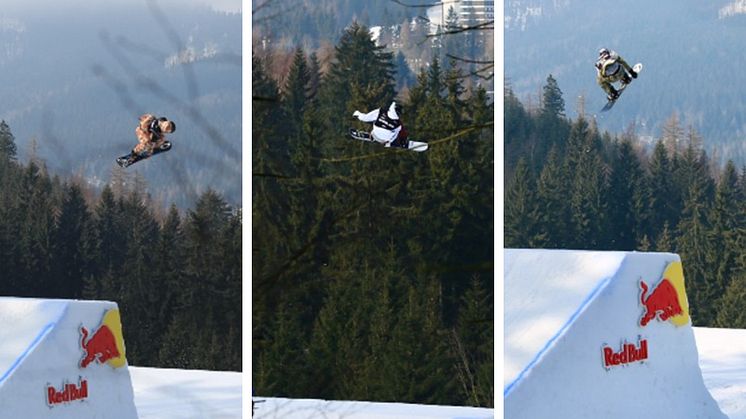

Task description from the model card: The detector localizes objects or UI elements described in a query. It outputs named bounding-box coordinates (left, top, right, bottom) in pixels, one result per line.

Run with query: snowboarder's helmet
left=598, top=48, right=610, bottom=59
left=158, top=119, right=175, bottom=133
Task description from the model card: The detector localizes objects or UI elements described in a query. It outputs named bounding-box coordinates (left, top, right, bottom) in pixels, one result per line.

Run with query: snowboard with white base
left=600, top=63, right=643, bottom=112
left=348, top=128, right=428, bottom=152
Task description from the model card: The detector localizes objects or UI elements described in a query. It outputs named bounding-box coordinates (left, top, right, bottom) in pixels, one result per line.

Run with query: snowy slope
left=123, top=328, right=746, bottom=419
left=696, top=327, right=746, bottom=419
left=251, top=397, right=493, bottom=419
left=129, top=366, right=241, bottom=419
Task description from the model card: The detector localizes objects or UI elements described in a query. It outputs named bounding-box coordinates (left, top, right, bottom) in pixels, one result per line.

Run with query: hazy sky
left=0, top=0, right=242, bottom=14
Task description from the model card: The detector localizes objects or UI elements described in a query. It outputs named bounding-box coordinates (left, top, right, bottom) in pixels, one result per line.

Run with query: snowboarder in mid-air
left=352, top=101, right=410, bottom=149
left=595, top=48, right=639, bottom=101
left=116, top=114, right=175, bottom=168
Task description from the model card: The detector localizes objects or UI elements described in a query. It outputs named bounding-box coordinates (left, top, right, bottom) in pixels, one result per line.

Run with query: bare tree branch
left=445, top=54, right=494, bottom=65
left=252, top=95, right=279, bottom=102
left=319, top=123, right=493, bottom=163
left=390, top=0, right=444, bottom=8
left=146, top=0, right=199, bottom=101
left=426, top=20, right=494, bottom=38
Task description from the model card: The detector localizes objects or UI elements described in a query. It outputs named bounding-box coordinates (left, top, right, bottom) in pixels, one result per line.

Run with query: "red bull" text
left=79, top=324, right=121, bottom=368
left=602, top=339, right=648, bottom=369
left=639, top=278, right=683, bottom=327
left=47, top=379, right=88, bottom=406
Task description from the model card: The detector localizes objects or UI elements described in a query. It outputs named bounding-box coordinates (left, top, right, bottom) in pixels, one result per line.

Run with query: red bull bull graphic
left=602, top=338, right=648, bottom=369
left=79, top=309, right=127, bottom=369
left=639, top=260, right=690, bottom=327
left=47, top=378, right=88, bottom=406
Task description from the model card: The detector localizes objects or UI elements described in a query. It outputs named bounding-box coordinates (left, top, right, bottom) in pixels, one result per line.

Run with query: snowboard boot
left=390, top=137, right=406, bottom=149
left=116, top=150, right=143, bottom=168
left=606, top=88, right=619, bottom=101
left=116, top=155, right=132, bottom=168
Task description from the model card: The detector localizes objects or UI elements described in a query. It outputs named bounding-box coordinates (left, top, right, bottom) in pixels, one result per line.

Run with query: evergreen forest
left=506, top=75, right=746, bottom=328
left=0, top=120, right=241, bottom=371
left=253, top=23, right=494, bottom=407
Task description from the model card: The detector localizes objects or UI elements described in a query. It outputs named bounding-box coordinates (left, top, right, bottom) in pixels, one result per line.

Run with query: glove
left=353, top=111, right=362, bottom=118
left=629, top=69, right=637, bottom=79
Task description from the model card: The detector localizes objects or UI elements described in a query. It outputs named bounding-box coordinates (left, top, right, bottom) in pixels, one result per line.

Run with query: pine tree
left=541, top=74, right=565, bottom=118
left=707, top=161, right=742, bottom=314
left=282, top=47, right=312, bottom=148
left=307, top=52, right=322, bottom=99
left=661, top=112, right=684, bottom=155
left=257, top=300, right=308, bottom=396
left=84, top=185, right=126, bottom=300
left=161, top=190, right=239, bottom=370
left=442, top=5, right=461, bottom=59
left=51, top=183, right=91, bottom=299
left=0, top=120, right=17, bottom=162
left=655, top=222, right=675, bottom=252
left=117, top=190, right=160, bottom=365
left=566, top=117, right=606, bottom=249
left=453, top=277, right=493, bottom=407
left=17, top=163, right=56, bottom=297
left=536, top=147, right=569, bottom=248
left=648, top=141, right=677, bottom=236
left=714, top=272, right=746, bottom=328
left=607, top=139, right=644, bottom=250
left=318, top=21, right=395, bottom=145
left=382, top=280, right=456, bottom=404
left=132, top=205, right=184, bottom=367
left=307, top=260, right=371, bottom=399
left=395, top=51, right=414, bottom=89
left=504, top=85, right=532, bottom=174
left=676, top=181, right=713, bottom=325
left=505, top=159, right=542, bottom=247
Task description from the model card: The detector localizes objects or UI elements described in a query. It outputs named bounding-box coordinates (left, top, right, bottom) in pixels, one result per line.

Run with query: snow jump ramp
left=0, top=298, right=138, bottom=418
left=504, top=249, right=726, bottom=419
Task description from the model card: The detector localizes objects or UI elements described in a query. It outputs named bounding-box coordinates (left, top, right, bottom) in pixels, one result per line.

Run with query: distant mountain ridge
left=0, top=3, right=241, bottom=209
left=505, top=0, right=746, bottom=166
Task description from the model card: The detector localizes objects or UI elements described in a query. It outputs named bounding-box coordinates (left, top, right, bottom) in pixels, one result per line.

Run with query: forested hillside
left=0, top=121, right=241, bottom=371
left=505, top=76, right=746, bottom=328
left=253, top=23, right=493, bottom=406
left=253, top=0, right=494, bottom=94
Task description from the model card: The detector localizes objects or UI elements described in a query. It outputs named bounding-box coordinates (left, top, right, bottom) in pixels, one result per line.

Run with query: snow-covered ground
left=251, top=397, right=493, bottom=419
left=696, top=327, right=746, bottom=419
left=139, top=328, right=745, bottom=419
left=130, top=366, right=241, bottom=419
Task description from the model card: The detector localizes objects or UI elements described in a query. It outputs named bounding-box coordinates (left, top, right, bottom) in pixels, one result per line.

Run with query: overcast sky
left=0, top=0, right=242, bottom=14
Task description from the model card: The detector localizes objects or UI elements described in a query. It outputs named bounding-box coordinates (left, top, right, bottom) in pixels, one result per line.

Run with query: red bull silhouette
left=639, top=278, right=684, bottom=327
left=79, top=324, right=121, bottom=368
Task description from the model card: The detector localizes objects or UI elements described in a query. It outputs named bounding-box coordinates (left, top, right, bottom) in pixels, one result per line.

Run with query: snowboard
left=348, top=128, right=428, bottom=152
left=116, top=141, right=172, bottom=168
left=600, top=63, right=643, bottom=112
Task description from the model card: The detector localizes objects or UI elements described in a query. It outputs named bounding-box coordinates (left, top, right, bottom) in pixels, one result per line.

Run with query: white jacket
left=353, top=102, right=402, bottom=143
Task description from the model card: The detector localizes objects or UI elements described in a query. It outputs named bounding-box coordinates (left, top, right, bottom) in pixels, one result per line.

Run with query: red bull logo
left=47, top=378, right=88, bottom=406
left=602, top=338, right=648, bottom=369
left=79, top=309, right=127, bottom=369
left=638, top=261, right=690, bottom=327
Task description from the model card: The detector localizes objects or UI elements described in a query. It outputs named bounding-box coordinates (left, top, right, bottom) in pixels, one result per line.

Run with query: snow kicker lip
left=639, top=261, right=690, bottom=327
left=0, top=298, right=138, bottom=418
left=79, top=308, right=127, bottom=369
